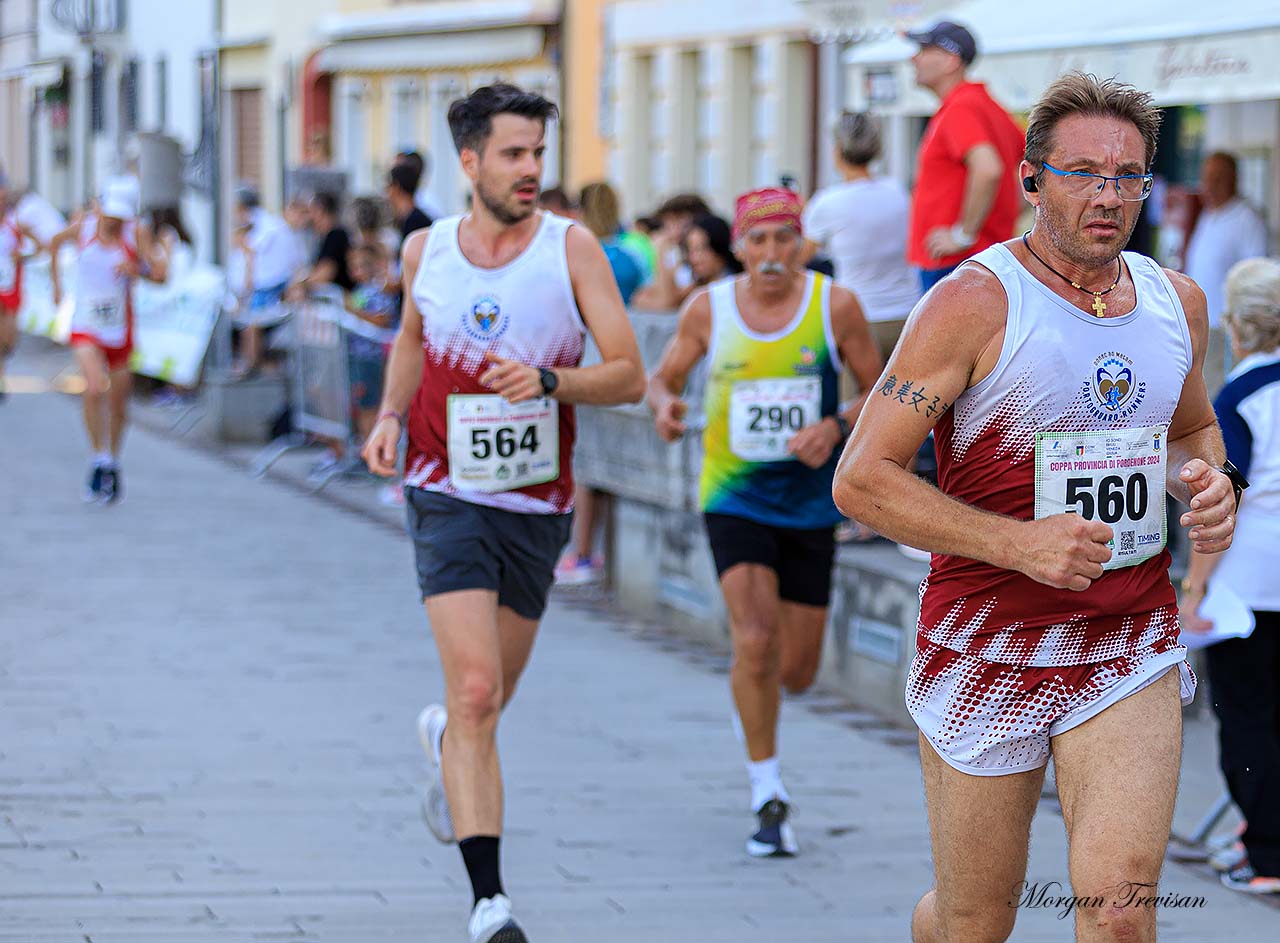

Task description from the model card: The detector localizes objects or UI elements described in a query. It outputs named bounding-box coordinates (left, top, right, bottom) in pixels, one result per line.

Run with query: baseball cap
left=904, top=20, right=977, bottom=66
left=99, top=176, right=139, bottom=220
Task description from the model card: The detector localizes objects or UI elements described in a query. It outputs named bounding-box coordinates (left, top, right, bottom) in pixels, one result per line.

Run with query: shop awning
left=845, top=0, right=1280, bottom=110
left=23, top=59, right=69, bottom=92
left=314, top=26, right=546, bottom=74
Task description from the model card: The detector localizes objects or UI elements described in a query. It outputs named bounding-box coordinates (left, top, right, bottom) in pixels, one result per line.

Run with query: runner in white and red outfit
left=48, top=178, right=167, bottom=502
left=0, top=173, right=42, bottom=400
left=361, top=84, right=643, bottom=943
left=834, top=74, right=1243, bottom=943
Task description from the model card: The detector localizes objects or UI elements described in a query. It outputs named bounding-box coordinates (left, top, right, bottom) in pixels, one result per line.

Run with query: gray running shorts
left=404, top=488, right=572, bottom=620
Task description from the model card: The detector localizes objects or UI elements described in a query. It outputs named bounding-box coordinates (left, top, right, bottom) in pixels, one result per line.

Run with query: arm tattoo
left=878, top=374, right=951, bottom=418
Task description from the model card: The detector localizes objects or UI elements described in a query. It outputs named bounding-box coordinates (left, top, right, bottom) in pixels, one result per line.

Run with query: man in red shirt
left=905, top=21, right=1023, bottom=291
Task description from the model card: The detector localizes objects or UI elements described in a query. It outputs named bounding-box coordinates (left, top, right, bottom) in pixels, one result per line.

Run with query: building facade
left=0, top=0, right=38, bottom=189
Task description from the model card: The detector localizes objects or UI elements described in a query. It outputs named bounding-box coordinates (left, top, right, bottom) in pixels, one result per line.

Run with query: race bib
left=447, top=394, right=559, bottom=493
left=0, top=255, right=14, bottom=293
left=1034, top=425, right=1168, bottom=570
left=88, top=296, right=124, bottom=331
left=729, top=377, right=822, bottom=462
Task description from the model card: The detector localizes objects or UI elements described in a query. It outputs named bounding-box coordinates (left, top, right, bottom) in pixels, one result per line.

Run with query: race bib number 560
left=1034, top=425, right=1168, bottom=570
left=447, top=394, right=558, bottom=493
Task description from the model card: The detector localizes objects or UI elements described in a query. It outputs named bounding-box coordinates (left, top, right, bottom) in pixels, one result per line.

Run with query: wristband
left=828, top=414, right=851, bottom=441
left=950, top=223, right=976, bottom=249
left=1219, top=459, right=1248, bottom=512
left=378, top=409, right=405, bottom=427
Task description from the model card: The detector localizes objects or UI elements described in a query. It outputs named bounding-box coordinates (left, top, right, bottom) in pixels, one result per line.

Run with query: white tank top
left=403, top=211, right=586, bottom=514
left=0, top=214, right=20, bottom=295
left=922, top=242, right=1193, bottom=666
left=71, top=236, right=136, bottom=349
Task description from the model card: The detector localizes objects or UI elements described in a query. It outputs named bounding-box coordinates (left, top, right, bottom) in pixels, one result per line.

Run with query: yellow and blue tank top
left=699, top=272, right=844, bottom=529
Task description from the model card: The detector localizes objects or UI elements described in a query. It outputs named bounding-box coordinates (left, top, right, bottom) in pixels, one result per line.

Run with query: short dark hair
left=388, top=164, right=419, bottom=196
left=396, top=150, right=427, bottom=178
left=447, top=84, right=558, bottom=156
left=312, top=190, right=340, bottom=217
left=539, top=186, right=574, bottom=214
left=235, top=184, right=260, bottom=210
left=351, top=195, right=384, bottom=232
left=656, top=193, right=710, bottom=220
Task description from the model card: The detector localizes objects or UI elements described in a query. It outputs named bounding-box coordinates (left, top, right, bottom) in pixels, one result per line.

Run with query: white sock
left=94, top=451, right=114, bottom=468
left=747, top=756, right=790, bottom=812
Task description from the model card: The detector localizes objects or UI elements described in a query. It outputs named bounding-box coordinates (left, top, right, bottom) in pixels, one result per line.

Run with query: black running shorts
left=405, top=489, right=572, bottom=620
left=703, top=512, right=837, bottom=608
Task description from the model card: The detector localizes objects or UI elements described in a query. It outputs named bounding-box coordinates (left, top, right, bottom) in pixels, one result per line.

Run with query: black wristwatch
left=1220, top=459, right=1249, bottom=512
left=539, top=368, right=559, bottom=397
left=829, top=414, right=851, bottom=441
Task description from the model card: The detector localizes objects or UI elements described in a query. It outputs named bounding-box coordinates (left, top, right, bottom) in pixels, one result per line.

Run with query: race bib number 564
left=1034, top=425, right=1168, bottom=570
left=447, top=394, right=558, bottom=493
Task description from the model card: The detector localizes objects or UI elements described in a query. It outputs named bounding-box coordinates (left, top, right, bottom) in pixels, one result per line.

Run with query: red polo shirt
left=908, top=81, right=1025, bottom=269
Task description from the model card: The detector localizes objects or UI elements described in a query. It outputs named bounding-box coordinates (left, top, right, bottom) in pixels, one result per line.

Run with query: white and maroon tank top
left=921, top=242, right=1192, bottom=666
left=0, top=214, right=21, bottom=298
left=404, top=211, right=586, bottom=515
left=70, top=234, right=137, bottom=349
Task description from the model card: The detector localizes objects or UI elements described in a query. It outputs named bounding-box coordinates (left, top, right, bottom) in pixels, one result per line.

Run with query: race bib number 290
left=729, top=377, right=821, bottom=462
left=1034, top=425, right=1168, bottom=570
left=447, top=394, right=558, bottom=493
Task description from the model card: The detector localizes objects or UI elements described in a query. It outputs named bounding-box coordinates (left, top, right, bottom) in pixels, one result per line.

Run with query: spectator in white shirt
left=231, top=185, right=301, bottom=377
left=1185, top=151, right=1269, bottom=393
left=802, top=112, right=921, bottom=360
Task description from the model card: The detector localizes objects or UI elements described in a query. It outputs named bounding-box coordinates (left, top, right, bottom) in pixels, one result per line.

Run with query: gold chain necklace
left=1021, top=232, right=1122, bottom=318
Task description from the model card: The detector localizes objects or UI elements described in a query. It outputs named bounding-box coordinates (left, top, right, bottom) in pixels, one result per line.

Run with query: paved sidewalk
left=0, top=342, right=1275, bottom=941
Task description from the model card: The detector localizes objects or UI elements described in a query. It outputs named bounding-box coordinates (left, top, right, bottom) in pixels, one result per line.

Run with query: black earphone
left=1022, top=176, right=1038, bottom=193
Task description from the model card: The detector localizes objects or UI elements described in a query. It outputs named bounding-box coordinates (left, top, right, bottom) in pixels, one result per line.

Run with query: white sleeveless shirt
left=70, top=234, right=137, bottom=349
left=403, top=211, right=586, bottom=514
left=922, top=243, right=1193, bottom=666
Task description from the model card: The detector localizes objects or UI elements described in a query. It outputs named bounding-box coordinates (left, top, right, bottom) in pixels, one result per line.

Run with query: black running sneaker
left=83, top=464, right=104, bottom=503
left=746, top=797, right=799, bottom=858
left=99, top=466, right=121, bottom=504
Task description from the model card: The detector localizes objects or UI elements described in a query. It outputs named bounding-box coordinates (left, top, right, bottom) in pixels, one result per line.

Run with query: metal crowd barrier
left=248, top=286, right=390, bottom=489
left=574, top=309, right=707, bottom=511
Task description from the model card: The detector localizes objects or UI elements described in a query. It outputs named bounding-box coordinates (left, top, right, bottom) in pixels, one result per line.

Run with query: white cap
left=99, top=176, right=139, bottom=220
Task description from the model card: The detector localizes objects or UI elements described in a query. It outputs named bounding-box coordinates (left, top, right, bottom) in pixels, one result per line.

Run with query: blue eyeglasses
left=1040, top=162, right=1154, bottom=202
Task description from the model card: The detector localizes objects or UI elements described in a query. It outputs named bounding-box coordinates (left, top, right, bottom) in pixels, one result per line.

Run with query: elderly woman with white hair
left=1181, top=256, right=1280, bottom=895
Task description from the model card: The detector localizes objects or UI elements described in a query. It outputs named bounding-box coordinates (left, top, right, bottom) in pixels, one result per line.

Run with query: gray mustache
left=759, top=261, right=787, bottom=276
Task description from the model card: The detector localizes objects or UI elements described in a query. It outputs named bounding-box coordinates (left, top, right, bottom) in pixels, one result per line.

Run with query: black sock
left=459, top=835, right=504, bottom=905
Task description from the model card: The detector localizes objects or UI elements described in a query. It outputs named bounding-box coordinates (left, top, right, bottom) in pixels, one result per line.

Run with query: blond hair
left=1024, top=73, right=1162, bottom=176
left=579, top=181, right=621, bottom=240
left=1224, top=257, right=1280, bottom=355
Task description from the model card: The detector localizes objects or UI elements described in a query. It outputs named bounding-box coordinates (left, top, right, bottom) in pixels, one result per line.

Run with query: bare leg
left=779, top=601, right=826, bottom=694
left=911, top=735, right=1045, bottom=943
left=74, top=345, right=110, bottom=452
left=0, top=315, right=16, bottom=386
left=425, top=590, right=541, bottom=839
left=569, top=486, right=604, bottom=560
left=1051, top=668, right=1182, bottom=943
left=240, top=325, right=262, bottom=373
left=721, top=564, right=782, bottom=761
left=107, top=367, right=132, bottom=456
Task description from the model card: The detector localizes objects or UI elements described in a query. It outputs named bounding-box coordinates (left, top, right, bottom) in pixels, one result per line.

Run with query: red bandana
left=732, top=187, right=803, bottom=242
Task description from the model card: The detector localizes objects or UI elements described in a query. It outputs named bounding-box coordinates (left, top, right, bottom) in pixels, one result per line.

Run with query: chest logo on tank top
left=1084, top=351, right=1147, bottom=422
left=463, top=295, right=509, bottom=343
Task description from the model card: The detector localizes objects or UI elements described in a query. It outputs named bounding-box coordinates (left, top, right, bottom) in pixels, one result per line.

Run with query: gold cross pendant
left=1091, top=294, right=1107, bottom=317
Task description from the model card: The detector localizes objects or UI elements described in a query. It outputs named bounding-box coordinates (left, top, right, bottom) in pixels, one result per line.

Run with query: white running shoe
left=746, top=797, right=799, bottom=858
left=416, top=704, right=455, bottom=844
left=1210, top=841, right=1247, bottom=873
left=468, top=895, right=528, bottom=943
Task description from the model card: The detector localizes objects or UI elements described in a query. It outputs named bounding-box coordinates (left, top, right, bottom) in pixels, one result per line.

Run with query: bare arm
left=481, top=225, right=645, bottom=406
left=833, top=265, right=1115, bottom=591
left=361, top=230, right=428, bottom=476
left=136, top=223, right=168, bottom=284
left=631, top=234, right=685, bottom=311
left=645, top=288, right=712, bottom=441
left=47, top=220, right=82, bottom=303
left=787, top=285, right=883, bottom=468
left=957, top=143, right=1005, bottom=238
left=1162, top=270, right=1235, bottom=556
